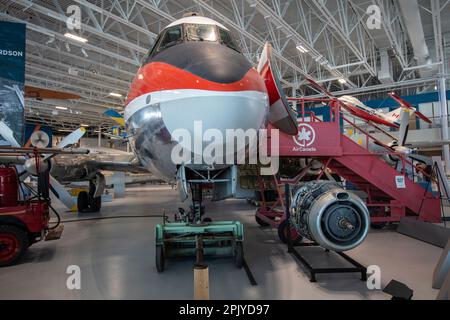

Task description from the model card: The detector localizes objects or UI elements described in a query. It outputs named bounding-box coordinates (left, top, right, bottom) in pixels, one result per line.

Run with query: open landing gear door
left=257, top=43, right=298, bottom=136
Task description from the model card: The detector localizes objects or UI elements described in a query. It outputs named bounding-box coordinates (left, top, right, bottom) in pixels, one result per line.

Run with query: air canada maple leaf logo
left=293, top=124, right=316, bottom=147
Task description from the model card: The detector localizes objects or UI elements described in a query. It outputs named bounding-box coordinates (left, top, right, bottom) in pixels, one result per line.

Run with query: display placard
left=395, top=175, right=406, bottom=189
left=0, top=21, right=26, bottom=146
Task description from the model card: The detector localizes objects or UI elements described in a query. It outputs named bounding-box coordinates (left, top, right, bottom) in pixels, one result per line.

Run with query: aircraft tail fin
left=104, top=109, right=125, bottom=126
left=385, top=107, right=405, bottom=125
left=397, top=108, right=410, bottom=147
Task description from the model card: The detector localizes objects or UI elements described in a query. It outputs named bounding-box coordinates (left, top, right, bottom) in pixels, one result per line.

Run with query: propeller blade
left=43, top=127, right=87, bottom=162
left=0, top=121, right=21, bottom=147
left=388, top=92, right=431, bottom=123
left=388, top=92, right=413, bottom=109
left=49, top=175, right=77, bottom=211
left=57, top=128, right=86, bottom=149
left=414, top=111, right=432, bottom=124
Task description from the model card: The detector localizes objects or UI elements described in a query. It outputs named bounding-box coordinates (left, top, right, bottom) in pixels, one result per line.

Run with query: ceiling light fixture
left=338, top=78, right=347, bottom=84
left=55, top=106, right=68, bottom=110
left=46, top=36, right=55, bottom=45
left=296, top=45, right=308, bottom=53
left=109, top=92, right=123, bottom=98
left=68, top=67, right=79, bottom=76
left=64, top=32, right=88, bottom=43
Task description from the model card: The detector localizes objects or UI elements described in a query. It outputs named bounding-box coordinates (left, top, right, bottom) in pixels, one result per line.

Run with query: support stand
left=284, top=184, right=367, bottom=283
left=194, top=235, right=210, bottom=300
left=289, top=243, right=367, bottom=283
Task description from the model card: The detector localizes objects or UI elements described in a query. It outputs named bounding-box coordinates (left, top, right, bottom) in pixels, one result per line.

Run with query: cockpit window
left=144, top=34, right=162, bottom=64
left=143, top=23, right=242, bottom=65
left=218, top=28, right=240, bottom=52
left=157, top=26, right=182, bottom=52
left=185, top=24, right=217, bottom=42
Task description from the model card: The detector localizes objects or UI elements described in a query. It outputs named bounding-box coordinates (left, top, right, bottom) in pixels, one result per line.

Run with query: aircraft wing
left=407, top=154, right=433, bottom=166
left=25, top=86, right=81, bottom=100
left=85, top=160, right=149, bottom=174
left=406, top=140, right=450, bottom=148
left=101, top=132, right=128, bottom=141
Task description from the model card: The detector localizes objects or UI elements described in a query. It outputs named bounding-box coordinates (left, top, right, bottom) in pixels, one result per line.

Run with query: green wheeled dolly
left=155, top=221, right=244, bottom=272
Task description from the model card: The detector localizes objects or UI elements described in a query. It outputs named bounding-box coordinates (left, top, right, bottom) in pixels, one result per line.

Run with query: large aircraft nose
left=159, top=89, right=269, bottom=160
left=125, top=41, right=270, bottom=166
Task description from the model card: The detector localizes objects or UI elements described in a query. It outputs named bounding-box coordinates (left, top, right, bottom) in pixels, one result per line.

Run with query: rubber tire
left=255, top=213, right=270, bottom=227
left=77, top=191, right=89, bottom=212
left=202, top=217, right=212, bottom=223
left=0, top=225, right=29, bottom=267
left=234, top=242, right=244, bottom=269
left=156, top=245, right=165, bottom=273
left=278, top=220, right=303, bottom=245
left=371, top=222, right=387, bottom=230
left=90, top=196, right=102, bottom=212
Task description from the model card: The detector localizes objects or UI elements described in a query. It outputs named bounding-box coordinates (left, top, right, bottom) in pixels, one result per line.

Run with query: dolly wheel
left=278, top=220, right=303, bottom=245
left=0, top=225, right=29, bottom=267
left=155, top=245, right=165, bottom=273
left=255, top=209, right=271, bottom=227
left=255, top=215, right=269, bottom=227
left=234, top=242, right=244, bottom=269
left=77, top=191, right=89, bottom=212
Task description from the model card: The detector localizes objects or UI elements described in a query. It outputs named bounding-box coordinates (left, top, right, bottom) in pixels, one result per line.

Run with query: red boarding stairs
left=264, top=99, right=442, bottom=224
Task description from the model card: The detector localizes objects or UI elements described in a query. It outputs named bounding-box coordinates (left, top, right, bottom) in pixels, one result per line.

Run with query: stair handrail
left=293, top=97, right=437, bottom=184
left=341, top=113, right=437, bottom=184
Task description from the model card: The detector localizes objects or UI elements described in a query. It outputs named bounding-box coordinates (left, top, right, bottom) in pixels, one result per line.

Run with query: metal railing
left=294, top=98, right=438, bottom=185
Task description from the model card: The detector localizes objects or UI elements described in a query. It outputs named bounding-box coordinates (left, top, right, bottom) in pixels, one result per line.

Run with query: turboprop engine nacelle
left=290, top=181, right=370, bottom=252
left=23, top=157, right=51, bottom=175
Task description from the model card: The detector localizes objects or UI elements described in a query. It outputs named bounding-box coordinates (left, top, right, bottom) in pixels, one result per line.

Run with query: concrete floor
left=0, top=185, right=444, bottom=300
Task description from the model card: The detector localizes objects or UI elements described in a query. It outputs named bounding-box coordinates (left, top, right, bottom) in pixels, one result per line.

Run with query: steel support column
left=291, top=87, right=297, bottom=114
left=98, top=126, right=102, bottom=148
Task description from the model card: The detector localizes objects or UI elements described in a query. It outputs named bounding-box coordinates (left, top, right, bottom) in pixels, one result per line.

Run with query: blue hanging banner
left=0, top=21, right=26, bottom=146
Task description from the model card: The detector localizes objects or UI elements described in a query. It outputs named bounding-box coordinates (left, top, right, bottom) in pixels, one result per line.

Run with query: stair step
left=318, top=135, right=441, bottom=222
